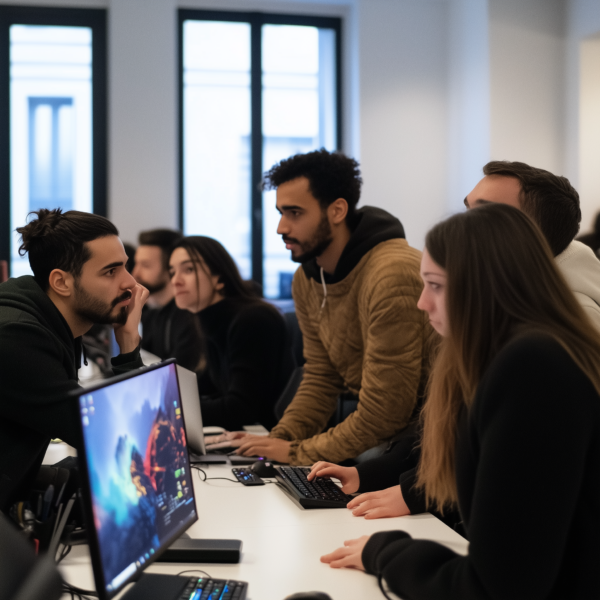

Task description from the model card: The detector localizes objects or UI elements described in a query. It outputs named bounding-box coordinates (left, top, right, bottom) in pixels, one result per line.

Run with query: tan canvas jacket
left=270, top=237, right=435, bottom=465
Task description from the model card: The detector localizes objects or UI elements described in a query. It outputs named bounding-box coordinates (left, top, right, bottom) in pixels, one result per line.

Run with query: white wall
left=446, top=0, right=490, bottom=214
left=358, top=0, right=449, bottom=249
left=566, top=0, right=600, bottom=233
left=488, top=0, right=567, bottom=174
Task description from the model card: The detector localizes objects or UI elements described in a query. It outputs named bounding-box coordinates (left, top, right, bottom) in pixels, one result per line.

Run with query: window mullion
left=250, top=15, right=263, bottom=287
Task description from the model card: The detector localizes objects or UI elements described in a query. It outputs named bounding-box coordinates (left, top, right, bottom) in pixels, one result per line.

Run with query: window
left=179, top=10, right=341, bottom=298
left=0, top=7, right=107, bottom=277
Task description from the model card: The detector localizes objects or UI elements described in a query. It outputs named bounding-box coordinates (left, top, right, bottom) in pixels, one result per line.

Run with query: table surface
left=57, top=458, right=469, bottom=600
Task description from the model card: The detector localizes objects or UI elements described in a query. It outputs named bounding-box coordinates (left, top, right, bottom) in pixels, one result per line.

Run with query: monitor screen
left=76, top=361, right=197, bottom=598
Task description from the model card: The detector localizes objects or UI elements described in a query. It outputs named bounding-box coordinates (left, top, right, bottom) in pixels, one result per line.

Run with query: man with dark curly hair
left=233, top=149, right=435, bottom=465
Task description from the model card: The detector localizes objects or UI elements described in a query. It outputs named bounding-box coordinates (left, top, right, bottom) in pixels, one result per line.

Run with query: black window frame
left=178, top=9, right=342, bottom=289
left=0, top=6, right=107, bottom=275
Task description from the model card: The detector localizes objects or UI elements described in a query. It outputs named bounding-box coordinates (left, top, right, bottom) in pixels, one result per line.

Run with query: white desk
left=58, top=462, right=468, bottom=600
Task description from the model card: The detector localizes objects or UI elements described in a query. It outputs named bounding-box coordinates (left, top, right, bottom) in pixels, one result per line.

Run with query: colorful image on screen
left=79, top=363, right=196, bottom=592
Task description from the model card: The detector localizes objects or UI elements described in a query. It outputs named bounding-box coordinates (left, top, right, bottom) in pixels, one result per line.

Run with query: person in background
left=133, top=228, right=202, bottom=371
left=0, top=209, right=148, bottom=513
left=169, top=236, right=295, bottom=431
left=577, top=210, right=600, bottom=258
left=465, top=161, right=600, bottom=329
left=320, top=203, right=600, bottom=600
left=232, top=149, right=435, bottom=465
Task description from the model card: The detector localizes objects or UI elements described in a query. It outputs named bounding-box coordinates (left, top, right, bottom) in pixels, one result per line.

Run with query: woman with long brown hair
left=321, top=203, right=600, bottom=599
left=169, top=236, right=295, bottom=431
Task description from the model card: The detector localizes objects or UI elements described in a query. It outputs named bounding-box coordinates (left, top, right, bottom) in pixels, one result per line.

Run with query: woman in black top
left=169, top=236, right=294, bottom=431
left=320, top=204, right=600, bottom=599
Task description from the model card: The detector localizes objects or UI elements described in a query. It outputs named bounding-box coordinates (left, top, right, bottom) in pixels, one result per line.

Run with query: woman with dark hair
left=320, top=203, right=600, bottom=599
left=169, top=236, right=295, bottom=431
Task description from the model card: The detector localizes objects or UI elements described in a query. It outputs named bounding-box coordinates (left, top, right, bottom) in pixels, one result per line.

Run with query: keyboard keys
left=276, top=466, right=354, bottom=508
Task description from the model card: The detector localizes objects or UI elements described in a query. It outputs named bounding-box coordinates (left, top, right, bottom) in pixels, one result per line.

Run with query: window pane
left=262, top=25, right=337, bottom=298
left=10, top=25, right=93, bottom=277
left=182, top=20, right=252, bottom=279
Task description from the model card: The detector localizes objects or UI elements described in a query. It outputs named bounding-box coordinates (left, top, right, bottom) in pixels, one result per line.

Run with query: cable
left=176, top=569, right=213, bottom=578
left=377, top=575, right=395, bottom=600
left=57, top=544, right=72, bottom=563
left=192, top=465, right=240, bottom=484
left=61, top=582, right=98, bottom=600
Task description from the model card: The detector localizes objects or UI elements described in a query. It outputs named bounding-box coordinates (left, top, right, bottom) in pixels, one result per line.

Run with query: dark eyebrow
left=277, top=204, right=304, bottom=212
left=100, top=261, right=124, bottom=272
left=422, top=271, right=446, bottom=278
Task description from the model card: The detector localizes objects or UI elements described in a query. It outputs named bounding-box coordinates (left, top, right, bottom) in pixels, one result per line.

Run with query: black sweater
left=196, top=298, right=295, bottom=430
left=362, top=334, right=600, bottom=600
left=141, top=299, right=202, bottom=371
left=0, top=276, right=143, bottom=511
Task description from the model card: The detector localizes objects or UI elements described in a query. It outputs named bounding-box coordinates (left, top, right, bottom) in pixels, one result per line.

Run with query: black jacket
left=362, top=335, right=600, bottom=599
left=0, top=276, right=143, bottom=511
left=141, top=299, right=202, bottom=371
left=197, top=298, right=295, bottom=430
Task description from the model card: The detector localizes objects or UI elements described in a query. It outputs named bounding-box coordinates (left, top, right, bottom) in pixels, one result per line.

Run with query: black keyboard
left=180, top=576, right=247, bottom=600
left=275, top=466, right=354, bottom=508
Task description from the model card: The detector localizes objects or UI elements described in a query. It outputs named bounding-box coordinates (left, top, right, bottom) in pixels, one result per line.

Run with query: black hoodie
left=0, top=276, right=142, bottom=511
left=301, top=206, right=406, bottom=284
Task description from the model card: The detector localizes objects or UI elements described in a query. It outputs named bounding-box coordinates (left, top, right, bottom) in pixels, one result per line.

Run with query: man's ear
left=48, top=269, right=75, bottom=299
left=328, top=198, right=349, bottom=225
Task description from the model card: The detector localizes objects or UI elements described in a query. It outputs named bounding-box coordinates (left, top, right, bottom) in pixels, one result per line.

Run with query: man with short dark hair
left=465, top=161, right=600, bottom=329
left=0, top=209, right=148, bottom=511
left=133, top=229, right=201, bottom=370
left=235, top=149, right=434, bottom=465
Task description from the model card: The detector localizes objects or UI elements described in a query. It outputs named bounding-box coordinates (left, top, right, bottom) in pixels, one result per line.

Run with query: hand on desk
left=205, top=431, right=248, bottom=445
left=320, top=536, right=369, bottom=571
left=307, top=462, right=360, bottom=494
left=235, top=436, right=292, bottom=463
left=347, top=484, right=410, bottom=519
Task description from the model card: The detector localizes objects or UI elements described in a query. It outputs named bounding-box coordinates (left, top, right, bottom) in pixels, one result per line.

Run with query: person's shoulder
left=364, top=239, right=422, bottom=276
left=230, top=299, right=284, bottom=328
left=479, top=333, right=598, bottom=409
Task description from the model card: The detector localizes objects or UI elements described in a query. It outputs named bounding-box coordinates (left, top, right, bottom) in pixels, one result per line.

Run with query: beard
left=73, top=282, right=131, bottom=326
left=284, top=212, right=333, bottom=264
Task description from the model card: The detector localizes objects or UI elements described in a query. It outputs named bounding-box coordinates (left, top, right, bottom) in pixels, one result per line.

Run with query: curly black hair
left=262, top=149, right=362, bottom=223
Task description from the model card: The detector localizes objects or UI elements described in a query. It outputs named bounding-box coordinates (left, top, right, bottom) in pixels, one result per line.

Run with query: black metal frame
left=0, top=6, right=107, bottom=275
left=177, top=9, right=342, bottom=288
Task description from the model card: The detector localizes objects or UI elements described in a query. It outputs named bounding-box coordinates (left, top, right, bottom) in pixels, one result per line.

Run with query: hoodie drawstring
left=320, top=267, right=327, bottom=310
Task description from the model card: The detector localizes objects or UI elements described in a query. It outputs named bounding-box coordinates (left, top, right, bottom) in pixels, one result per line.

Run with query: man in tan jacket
left=235, top=149, right=434, bottom=465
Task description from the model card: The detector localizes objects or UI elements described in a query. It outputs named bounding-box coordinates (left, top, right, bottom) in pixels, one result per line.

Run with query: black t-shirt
left=362, top=334, right=600, bottom=599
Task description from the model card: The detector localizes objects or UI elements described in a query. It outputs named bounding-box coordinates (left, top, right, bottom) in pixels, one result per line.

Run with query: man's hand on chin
left=114, top=283, right=149, bottom=354
left=235, top=436, right=292, bottom=463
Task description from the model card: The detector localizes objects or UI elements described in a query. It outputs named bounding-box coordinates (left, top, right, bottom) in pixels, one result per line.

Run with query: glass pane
left=10, top=25, right=93, bottom=277
left=262, top=25, right=337, bottom=298
left=182, top=20, right=252, bottom=279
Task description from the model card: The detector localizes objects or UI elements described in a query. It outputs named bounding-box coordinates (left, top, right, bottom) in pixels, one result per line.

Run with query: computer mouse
left=251, top=459, right=278, bottom=478
left=284, top=593, right=333, bottom=600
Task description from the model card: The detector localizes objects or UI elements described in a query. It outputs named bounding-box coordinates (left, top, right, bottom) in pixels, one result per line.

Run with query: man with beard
left=234, top=149, right=435, bottom=465
left=0, top=209, right=148, bottom=512
left=133, top=229, right=201, bottom=370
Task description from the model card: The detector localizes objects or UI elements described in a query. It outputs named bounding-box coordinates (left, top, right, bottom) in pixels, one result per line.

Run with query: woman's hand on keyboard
left=346, top=484, right=410, bottom=519
left=308, top=462, right=360, bottom=495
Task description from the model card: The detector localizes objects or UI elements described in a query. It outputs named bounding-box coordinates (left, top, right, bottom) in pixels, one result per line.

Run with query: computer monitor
left=74, top=359, right=198, bottom=600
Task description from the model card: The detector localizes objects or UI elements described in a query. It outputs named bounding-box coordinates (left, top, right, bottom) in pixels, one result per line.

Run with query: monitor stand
left=156, top=533, right=242, bottom=563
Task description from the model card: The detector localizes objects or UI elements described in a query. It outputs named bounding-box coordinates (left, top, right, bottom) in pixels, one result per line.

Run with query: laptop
left=176, top=365, right=257, bottom=465
left=74, top=359, right=247, bottom=600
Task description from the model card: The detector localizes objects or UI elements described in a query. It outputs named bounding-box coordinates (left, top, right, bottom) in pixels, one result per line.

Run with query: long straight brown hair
left=417, top=203, right=600, bottom=511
